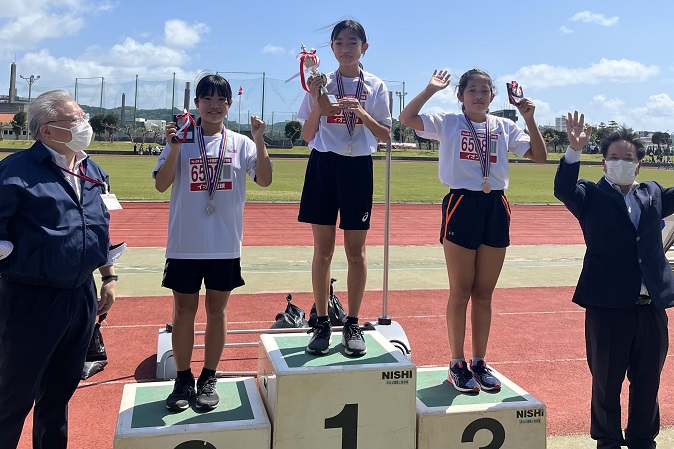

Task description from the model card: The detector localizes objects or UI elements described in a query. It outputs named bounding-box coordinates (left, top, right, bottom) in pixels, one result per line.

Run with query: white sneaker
left=0, top=240, right=13, bottom=260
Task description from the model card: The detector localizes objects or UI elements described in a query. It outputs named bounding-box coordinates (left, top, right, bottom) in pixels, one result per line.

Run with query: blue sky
left=1, top=1, right=673, bottom=132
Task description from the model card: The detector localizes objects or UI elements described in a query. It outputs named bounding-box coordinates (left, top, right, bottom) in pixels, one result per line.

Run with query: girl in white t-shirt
left=399, top=69, right=546, bottom=393
left=153, top=74, right=272, bottom=411
left=297, top=19, right=392, bottom=357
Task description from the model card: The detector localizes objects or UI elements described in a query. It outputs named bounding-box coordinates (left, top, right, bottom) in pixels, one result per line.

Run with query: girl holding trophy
left=297, top=19, right=392, bottom=357
left=399, top=69, right=546, bottom=392
left=153, top=74, right=272, bottom=411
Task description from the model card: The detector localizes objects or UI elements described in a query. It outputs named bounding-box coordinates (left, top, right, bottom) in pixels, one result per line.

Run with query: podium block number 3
left=461, top=417, right=506, bottom=449
left=325, top=403, right=358, bottom=449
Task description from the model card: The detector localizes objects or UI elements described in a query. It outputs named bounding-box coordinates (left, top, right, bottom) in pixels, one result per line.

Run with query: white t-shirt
left=297, top=70, right=392, bottom=156
left=417, top=113, right=531, bottom=190
left=152, top=129, right=259, bottom=259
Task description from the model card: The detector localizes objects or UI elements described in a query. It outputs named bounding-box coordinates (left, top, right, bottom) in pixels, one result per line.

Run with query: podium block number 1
left=325, top=403, right=358, bottom=449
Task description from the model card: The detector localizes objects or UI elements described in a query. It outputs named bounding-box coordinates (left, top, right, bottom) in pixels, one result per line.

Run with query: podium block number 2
left=461, top=417, right=506, bottom=449
left=325, top=403, right=358, bottom=449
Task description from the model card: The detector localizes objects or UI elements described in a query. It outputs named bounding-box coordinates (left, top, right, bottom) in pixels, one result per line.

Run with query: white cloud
left=163, top=19, right=209, bottom=49
left=591, top=94, right=625, bottom=111
left=570, top=11, right=619, bottom=27
left=560, top=26, right=573, bottom=34
left=504, top=59, right=659, bottom=89
left=633, top=93, right=674, bottom=119
left=262, top=44, right=285, bottom=55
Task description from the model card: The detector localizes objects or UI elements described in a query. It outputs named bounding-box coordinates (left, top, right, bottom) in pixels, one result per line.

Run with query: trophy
left=298, top=45, right=339, bottom=115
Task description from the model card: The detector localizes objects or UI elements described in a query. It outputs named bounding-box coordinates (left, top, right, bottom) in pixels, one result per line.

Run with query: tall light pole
left=20, top=74, right=40, bottom=103
left=20, top=74, right=40, bottom=140
left=395, top=91, right=406, bottom=143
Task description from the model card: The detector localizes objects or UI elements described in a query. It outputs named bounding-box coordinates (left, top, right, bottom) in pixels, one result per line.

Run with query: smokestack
left=9, top=62, right=17, bottom=103
left=121, top=93, right=126, bottom=125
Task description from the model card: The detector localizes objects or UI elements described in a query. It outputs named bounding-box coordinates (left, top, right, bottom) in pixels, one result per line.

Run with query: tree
left=11, top=111, right=26, bottom=140
left=89, top=114, right=106, bottom=138
left=284, top=120, right=302, bottom=142
left=102, top=114, right=119, bottom=142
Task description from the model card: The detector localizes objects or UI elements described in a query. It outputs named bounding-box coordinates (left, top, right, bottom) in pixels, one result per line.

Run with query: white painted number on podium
left=325, top=403, right=358, bottom=449
left=461, top=418, right=506, bottom=449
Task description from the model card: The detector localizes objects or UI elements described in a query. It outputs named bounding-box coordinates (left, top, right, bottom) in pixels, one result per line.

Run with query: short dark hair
left=600, top=127, right=645, bottom=160
left=195, top=74, right=232, bottom=104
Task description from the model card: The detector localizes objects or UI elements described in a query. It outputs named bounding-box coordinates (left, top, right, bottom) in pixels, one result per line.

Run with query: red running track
left=110, top=202, right=584, bottom=247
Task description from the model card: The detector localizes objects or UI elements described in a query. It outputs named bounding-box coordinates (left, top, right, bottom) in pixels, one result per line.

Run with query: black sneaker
left=195, top=376, right=220, bottom=410
left=166, top=376, right=195, bottom=411
left=306, top=321, right=332, bottom=355
left=447, top=361, right=480, bottom=393
left=341, top=324, right=367, bottom=357
left=471, top=360, right=501, bottom=391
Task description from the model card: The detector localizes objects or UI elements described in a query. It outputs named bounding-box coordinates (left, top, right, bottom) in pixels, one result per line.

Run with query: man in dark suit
left=554, top=111, right=674, bottom=449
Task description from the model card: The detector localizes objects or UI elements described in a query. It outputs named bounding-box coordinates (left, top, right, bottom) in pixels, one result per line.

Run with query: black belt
left=637, top=295, right=652, bottom=305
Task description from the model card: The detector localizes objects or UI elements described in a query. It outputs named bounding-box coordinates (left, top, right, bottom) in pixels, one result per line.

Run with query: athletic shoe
left=447, top=361, right=480, bottom=393
left=166, top=376, right=195, bottom=411
left=341, top=324, right=367, bottom=357
left=306, top=321, right=332, bottom=355
left=195, top=376, right=220, bottom=410
left=471, top=360, right=501, bottom=391
left=0, top=240, right=13, bottom=260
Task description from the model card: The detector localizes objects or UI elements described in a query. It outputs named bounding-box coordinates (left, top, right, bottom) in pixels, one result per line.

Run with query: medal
left=197, top=125, right=228, bottom=216
left=336, top=70, right=365, bottom=154
left=464, top=114, right=492, bottom=193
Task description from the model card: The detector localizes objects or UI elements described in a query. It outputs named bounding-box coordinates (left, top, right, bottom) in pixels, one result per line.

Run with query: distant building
left=555, top=116, right=566, bottom=132
left=491, top=109, right=517, bottom=122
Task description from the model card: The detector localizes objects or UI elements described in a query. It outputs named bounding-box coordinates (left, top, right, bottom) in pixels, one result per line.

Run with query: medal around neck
left=296, top=45, right=339, bottom=115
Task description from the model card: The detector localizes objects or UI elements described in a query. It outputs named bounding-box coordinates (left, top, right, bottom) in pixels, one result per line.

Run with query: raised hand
left=250, top=115, right=266, bottom=140
left=566, top=111, right=593, bottom=150
left=428, top=69, right=451, bottom=92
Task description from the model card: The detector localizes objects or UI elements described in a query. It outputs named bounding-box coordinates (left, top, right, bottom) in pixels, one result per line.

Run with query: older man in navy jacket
left=554, top=111, right=674, bottom=449
left=0, top=90, right=117, bottom=449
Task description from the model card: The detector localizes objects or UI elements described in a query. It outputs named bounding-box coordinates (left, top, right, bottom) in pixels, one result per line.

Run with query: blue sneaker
left=471, top=359, right=501, bottom=391
left=448, top=361, right=480, bottom=393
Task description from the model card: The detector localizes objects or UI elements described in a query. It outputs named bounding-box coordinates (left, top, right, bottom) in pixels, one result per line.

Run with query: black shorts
left=440, top=189, right=511, bottom=250
left=298, top=149, right=373, bottom=230
left=162, top=258, right=245, bottom=294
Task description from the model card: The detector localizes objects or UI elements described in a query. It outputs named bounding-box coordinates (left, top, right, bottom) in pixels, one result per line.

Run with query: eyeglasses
left=46, top=113, right=90, bottom=126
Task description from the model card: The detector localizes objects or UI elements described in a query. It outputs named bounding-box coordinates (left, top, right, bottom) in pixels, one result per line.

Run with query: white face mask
left=50, top=121, right=93, bottom=153
left=604, top=160, right=639, bottom=185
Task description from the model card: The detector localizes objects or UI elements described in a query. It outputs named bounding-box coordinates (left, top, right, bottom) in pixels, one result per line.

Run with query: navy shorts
left=440, top=189, right=511, bottom=250
left=298, top=149, right=373, bottom=230
left=162, top=258, right=245, bottom=294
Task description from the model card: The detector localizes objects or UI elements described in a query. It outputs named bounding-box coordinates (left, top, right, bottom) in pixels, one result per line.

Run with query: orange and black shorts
left=440, top=189, right=511, bottom=250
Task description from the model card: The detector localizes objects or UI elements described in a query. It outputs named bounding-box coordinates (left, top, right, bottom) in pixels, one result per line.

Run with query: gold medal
left=206, top=202, right=215, bottom=215
left=482, top=182, right=492, bottom=193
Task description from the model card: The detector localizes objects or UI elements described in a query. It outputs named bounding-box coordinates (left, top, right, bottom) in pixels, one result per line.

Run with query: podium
left=415, top=367, right=546, bottom=449
left=114, top=377, right=270, bottom=448
left=257, top=330, right=416, bottom=449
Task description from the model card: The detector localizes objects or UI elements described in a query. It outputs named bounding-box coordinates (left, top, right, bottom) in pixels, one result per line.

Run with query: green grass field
left=3, top=148, right=674, bottom=203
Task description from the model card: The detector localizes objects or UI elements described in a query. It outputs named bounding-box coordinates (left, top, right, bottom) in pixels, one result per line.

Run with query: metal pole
left=100, top=77, right=104, bottom=115
left=20, top=74, right=40, bottom=140
left=171, top=72, right=176, bottom=119
left=261, top=72, right=266, bottom=122
left=74, top=78, right=78, bottom=102
left=379, top=91, right=393, bottom=324
left=134, top=75, right=138, bottom=124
